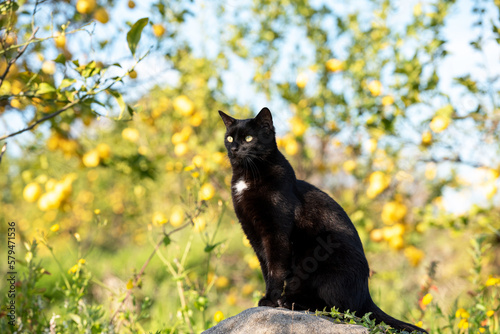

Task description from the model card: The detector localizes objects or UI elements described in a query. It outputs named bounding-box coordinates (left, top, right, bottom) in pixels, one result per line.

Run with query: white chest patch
left=234, top=179, right=249, bottom=195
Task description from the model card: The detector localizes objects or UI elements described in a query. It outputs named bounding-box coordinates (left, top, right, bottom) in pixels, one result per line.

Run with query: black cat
left=218, top=107, right=427, bottom=333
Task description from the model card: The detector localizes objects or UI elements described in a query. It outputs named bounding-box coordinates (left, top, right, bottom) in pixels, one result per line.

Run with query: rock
left=202, top=306, right=370, bottom=334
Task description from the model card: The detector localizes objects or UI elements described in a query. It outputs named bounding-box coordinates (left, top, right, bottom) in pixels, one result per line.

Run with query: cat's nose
left=231, top=145, right=239, bottom=153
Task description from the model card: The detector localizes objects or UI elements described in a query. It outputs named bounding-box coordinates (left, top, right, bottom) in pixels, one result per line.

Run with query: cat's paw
left=258, top=297, right=278, bottom=307
left=277, top=296, right=293, bottom=309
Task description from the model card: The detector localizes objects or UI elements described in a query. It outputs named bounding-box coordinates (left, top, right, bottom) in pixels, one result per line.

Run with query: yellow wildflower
left=214, top=310, right=224, bottom=323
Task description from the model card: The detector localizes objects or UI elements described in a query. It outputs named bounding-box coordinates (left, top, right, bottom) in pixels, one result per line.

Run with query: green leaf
left=59, top=78, right=75, bottom=90
left=37, top=83, right=56, bottom=95
left=54, top=54, right=66, bottom=65
left=107, top=89, right=126, bottom=118
left=127, top=17, right=149, bottom=57
left=163, top=235, right=171, bottom=246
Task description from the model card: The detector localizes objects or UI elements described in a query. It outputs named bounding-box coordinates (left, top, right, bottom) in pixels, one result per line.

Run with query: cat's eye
left=227, top=136, right=233, bottom=143
left=245, top=136, right=253, bottom=142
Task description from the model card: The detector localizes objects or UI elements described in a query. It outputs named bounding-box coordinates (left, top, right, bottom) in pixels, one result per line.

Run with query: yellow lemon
left=42, top=61, right=56, bottom=75
left=289, top=116, right=307, bottom=136
left=381, top=95, right=394, bottom=106
left=54, top=32, right=66, bottom=48
left=152, top=24, right=166, bottom=37
left=381, top=201, right=407, bottom=225
left=23, top=183, right=42, bottom=202
left=366, top=171, right=390, bottom=198
left=215, top=276, right=229, bottom=288
left=342, top=160, right=357, bottom=173
left=192, top=155, right=204, bottom=168
left=296, top=72, right=308, bottom=89
left=173, top=95, right=195, bottom=116
left=200, top=183, right=215, bottom=201
left=122, top=128, right=140, bottom=142
left=82, top=150, right=100, bottom=167
left=129, top=70, right=137, bottom=79
left=247, top=255, right=260, bottom=270
left=190, top=112, right=203, bottom=127
left=96, top=143, right=111, bottom=159
left=404, top=246, right=424, bottom=267
left=50, top=224, right=60, bottom=232
left=368, top=80, right=383, bottom=96
left=214, top=311, right=224, bottom=323
left=94, top=7, right=109, bottom=24
left=152, top=212, right=168, bottom=225
left=170, top=206, right=184, bottom=227
left=421, top=130, right=432, bottom=145
left=388, top=235, right=404, bottom=250
left=369, top=229, right=384, bottom=242
left=128, top=0, right=136, bottom=8
left=429, top=115, right=450, bottom=133
left=325, top=58, right=344, bottom=72
left=76, top=0, right=96, bottom=14
left=284, top=137, right=299, bottom=156
left=174, top=143, right=189, bottom=156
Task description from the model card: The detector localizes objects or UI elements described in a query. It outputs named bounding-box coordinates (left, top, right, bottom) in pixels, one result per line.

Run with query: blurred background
left=0, top=0, right=499, bottom=333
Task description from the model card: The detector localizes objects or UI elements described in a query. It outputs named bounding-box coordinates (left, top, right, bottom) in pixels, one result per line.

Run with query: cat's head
left=218, top=107, right=277, bottom=167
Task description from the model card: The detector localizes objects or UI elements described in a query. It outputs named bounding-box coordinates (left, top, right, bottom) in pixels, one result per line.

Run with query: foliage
left=0, top=0, right=500, bottom=333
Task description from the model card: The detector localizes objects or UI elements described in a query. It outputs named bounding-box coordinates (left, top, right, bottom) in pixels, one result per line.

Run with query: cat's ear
left=255, top=107, right=274, bottom=129
left=218, top=110, right=236, bottom=128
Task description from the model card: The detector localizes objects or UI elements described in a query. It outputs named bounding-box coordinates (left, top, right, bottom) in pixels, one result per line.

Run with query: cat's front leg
left=258, top=229, right=293, bottom=307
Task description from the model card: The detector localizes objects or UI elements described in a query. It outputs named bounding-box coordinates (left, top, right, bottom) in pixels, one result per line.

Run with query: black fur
left=219, top=108, right=427, bottom=333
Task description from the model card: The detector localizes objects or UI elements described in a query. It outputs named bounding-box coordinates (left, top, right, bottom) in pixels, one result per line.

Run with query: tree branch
left=0, top=27, right=39, bottom=88
left=0, top=143, right=7, bottom=164
left=0, top=99, right=80, bottom=141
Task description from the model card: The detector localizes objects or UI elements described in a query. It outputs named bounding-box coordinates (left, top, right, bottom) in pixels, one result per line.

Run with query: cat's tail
left=365, top=297, right=428, bottom=334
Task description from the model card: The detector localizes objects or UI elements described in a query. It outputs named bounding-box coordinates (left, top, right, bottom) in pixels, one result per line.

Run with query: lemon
left=200, top=183, right=215, bottom=201
left=96, top=143, right=111, bottom=159
left=342, top=160, right=357, bottom=173
left=173, top=95, right=195, bottom=116
left=284, top=137, right=299, bottom=156
left=404, top=246, right=424, bottom=267
left=366, top=171, right=390, bottom=198
left=429, top=115, right=450, bottom=133
left=381, top=95, right=394, bottom=106
left=170, top=206, right=184, bottom=227
left=174, top=143, right=189, bottom=156
left=152, top=24, right=166, bottom=37
left=368, top=80, right=383, bottom=96
left=122, top=128, right=140, bottom=142
left=215, top=276, right=229, bottom=289
left=192, top=216, right=206, bottom=232
left=381, top=201, right=407, bottom=225
left=421, top=130, right=432, bottom=145
left=54, top=32, right=66, bottom=48
left=289, top=116, right=307, bottom=137
left=129, top=70, right=137, bottom=79
left=82, top=150, right=100, bottom=167
left=128, top=0, right=136, bottom=8
left=192, top=155, right=204, bottom=168
left=10, top=98, right=22, bottom=109
left=152, top=211, right=168, bottom=225
left=94, top=8, right=109, bottom=24
left=369, top=229, right=384, bottom=242
left=190, top=112, right=203, bottom=127
left=76, top=0, right=96, bottom=14
left=325, top=58, right=344, bottom=72
left=50, top=224, right=60, bottom=232
left=42, top=60, right=56, bottom=75
left=23, top=182, right=42, bottom=203
left=296, top=72, right=308, bottom=88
